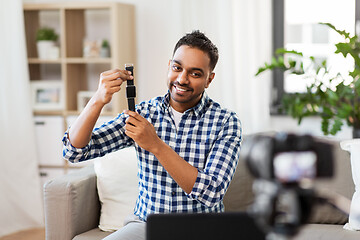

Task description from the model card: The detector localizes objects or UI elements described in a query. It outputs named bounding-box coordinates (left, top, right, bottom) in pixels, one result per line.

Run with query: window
left=271, top=0, right=359, bottom=113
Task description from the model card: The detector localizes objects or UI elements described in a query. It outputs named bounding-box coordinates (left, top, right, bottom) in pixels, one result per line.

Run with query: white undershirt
left=170, top=106, right=184, bottom=130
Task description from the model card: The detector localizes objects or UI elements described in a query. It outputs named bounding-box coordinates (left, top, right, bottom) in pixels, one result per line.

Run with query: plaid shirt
left=62, top=92, right=242, bottom=221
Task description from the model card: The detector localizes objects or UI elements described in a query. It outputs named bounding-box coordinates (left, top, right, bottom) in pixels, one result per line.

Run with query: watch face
left=126, top=85, right=136, bottom=98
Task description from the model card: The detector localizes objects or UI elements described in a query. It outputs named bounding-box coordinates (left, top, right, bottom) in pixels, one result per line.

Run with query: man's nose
left=177, top=71, right=189, bottom=85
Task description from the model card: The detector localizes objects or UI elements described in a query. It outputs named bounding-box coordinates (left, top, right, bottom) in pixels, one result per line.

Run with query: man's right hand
left=93, top=68, right=134, bottom=106
left=68, top=68, right=133, bottom=148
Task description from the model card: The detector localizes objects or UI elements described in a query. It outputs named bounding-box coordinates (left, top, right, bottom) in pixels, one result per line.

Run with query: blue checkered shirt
left=62, top=92, right=242, bottom=221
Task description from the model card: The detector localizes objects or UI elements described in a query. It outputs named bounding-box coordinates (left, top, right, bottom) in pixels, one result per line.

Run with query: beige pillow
left=94, top=147, right=139, bottom=232
left=307, top=139, right=353, bottom=224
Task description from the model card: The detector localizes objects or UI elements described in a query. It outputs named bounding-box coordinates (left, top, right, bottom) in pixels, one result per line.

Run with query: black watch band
left=125, top=65, right=136, bottom=111
left=126, top=85, right=136, bottom=111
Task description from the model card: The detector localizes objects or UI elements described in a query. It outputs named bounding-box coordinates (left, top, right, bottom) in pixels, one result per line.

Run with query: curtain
left=0, top=0, right=44, bottom=236
left=175, top=0, right=272, bottom=134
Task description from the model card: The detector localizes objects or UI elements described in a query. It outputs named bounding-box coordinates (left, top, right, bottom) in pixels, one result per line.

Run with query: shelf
left=28, top=58, right=62, bottom=64
left=66, top=57, right=112, bottom=64
left=23, top=2, right=119, bottom=10
left=39, top=164, right=65, bottom=168
left=28, top=58, right=112, bottom=64
left=24, top=2, right=136, bottom=116
left=34, top=110, right=65, bottom=116
left=65, top=110, right=115, bottom=116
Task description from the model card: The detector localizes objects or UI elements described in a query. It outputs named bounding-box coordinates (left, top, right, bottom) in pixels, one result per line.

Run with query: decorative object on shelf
left=36, top=26, right=59, bottom=59
left=340, top=139, right=360, bottom=231
left=77, top=91, right=95, bottom=112
left=256, top=23, right=360, bottom=138
left=30, top=80, right=64, bottom=111
left=83, top=39, right=100, bottom=58
left=100, top=39, right=110, bottom=58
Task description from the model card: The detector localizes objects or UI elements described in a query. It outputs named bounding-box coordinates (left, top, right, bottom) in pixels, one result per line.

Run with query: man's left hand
left=124, top=110, right=162, bottom=153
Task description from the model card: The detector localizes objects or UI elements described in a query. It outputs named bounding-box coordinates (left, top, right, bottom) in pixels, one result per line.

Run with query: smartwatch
left=125, top=63, right=136, bottom=111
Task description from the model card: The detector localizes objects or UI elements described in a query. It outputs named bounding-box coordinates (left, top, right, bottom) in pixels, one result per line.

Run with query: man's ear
left=168, top=59, right=172, bottom=69
left=205, top=72, right=215, bottom=88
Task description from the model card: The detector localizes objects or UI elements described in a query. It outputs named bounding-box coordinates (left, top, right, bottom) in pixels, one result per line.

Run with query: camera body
left=241, top=133, right=334, bottom=237
left=242, top=132, right=333, bottom=183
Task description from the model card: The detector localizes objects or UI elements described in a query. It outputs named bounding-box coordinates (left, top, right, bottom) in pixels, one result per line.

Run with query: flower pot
left=100, top=47, right=110, bottom=58
left=340, top=139, right=360, bottom=231
left=37, top=40, right=55, bottom=59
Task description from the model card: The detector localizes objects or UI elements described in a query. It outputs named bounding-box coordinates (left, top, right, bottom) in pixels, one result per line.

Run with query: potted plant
left=256, top=23, right=360, bottom=138
left=100, top=39, right=110, bottom=58
left=36, top=27, right=59, bottom=59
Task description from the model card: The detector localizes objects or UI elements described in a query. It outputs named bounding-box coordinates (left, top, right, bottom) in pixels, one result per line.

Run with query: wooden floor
left=0, top=228, right=45, bottom=240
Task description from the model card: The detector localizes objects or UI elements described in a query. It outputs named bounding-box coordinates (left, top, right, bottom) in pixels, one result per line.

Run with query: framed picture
left=31, top=80, right=64, bottom=111
left=77, top=91, right=95, bottom=111
left=77, top=91, right=113, bottom=113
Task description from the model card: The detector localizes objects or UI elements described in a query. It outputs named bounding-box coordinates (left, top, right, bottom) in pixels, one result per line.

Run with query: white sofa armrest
left=44, top=165, right=100, bottom=240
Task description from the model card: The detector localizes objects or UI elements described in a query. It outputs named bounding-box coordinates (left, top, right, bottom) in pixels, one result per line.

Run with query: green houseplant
left=256, top=23, right=360, bottom=138
left=36, top=27, right=58, bottom=41
left=100, top=39, right=110, bottom=58
left=36, top=27, right=59, bottom=59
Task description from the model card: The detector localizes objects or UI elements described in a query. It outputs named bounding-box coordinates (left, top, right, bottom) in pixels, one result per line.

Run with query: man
left=63, top=30, right=242, bottom=240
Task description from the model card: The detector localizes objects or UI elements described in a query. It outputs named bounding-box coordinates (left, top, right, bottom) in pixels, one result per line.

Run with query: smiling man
left=62, top=30, right=242, bottom=240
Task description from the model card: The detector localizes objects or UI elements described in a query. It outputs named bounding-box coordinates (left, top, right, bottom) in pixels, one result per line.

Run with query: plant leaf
left=330, top=119, right=344, bottom=135
left=320, top=22, right=351, bottom=39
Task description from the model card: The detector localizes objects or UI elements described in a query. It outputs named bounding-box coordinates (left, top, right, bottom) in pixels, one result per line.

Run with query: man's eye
left=172, top=65, right=181, bottom=71
left=191, top=72, right=202, bottom=78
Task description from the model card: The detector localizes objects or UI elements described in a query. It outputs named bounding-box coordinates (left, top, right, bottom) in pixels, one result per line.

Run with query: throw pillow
left=94, top=147, right=139, bottom=232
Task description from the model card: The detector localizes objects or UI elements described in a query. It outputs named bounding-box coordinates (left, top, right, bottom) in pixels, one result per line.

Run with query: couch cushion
left=94, top=147, right=139, bottom=232
left=294, top=224, right=360, bottom=240
left=307, top=138, right=354, bottom=224
left=223, top=157, right=254, bottom=212
left=72, top=228, right=111, bottom=240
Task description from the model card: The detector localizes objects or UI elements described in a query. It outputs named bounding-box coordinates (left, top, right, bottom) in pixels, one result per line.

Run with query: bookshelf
left=23, top=2, right=136, bottom=181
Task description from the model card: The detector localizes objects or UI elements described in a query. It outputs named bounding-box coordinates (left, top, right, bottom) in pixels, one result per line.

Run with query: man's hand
left=124, top=110, right=162, bottom=153
left=93, top=69, right=133, bottom=106
left=68, top=68, right=132, bottom=149
left=124, top=110, right=198, bottom=194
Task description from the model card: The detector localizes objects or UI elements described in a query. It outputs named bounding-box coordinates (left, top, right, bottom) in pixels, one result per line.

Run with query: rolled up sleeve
left=187, top=113, right=242, bottom=207
left=62, top=113, right=133, bottom=163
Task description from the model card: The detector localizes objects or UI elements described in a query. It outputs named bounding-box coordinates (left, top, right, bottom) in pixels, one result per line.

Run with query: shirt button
left=172, top=191, right=176, bottom=196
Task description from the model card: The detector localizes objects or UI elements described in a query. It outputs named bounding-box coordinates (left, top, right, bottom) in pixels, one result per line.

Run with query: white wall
left=22, top=0, right=354, bottom=140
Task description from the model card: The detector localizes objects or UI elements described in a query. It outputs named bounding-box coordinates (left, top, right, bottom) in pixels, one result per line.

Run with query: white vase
left=37, top=40, right=55, bottom=59
left=340, top=139, right=360, bottom=231
left=100, top=47, right=110, bottom=58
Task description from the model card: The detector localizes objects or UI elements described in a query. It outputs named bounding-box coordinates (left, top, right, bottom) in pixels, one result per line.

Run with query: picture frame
left=77, top=91, right=95, bottom=112
left=77, top=91, right=113, bottom=113
left=30, top=80, right=64, bottom=111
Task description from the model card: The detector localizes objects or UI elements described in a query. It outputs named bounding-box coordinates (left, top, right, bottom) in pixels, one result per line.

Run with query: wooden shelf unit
left=24, top=2, right=136, bottom=116
left=24, top=2, right=136, bottom=177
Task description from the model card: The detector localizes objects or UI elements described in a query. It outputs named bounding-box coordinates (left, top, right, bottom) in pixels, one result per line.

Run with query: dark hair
left=173, top=30, right=219, bottom=71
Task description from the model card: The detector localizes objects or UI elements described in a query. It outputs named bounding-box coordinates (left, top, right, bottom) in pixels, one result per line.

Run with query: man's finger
left=102, top=69, right=133, bottom=81
left=125, top=121, right=137, bottom=132
left=101, top=68, right=120, bottom=76
left=108, top=78, right=123, bottom=87
left=124, top=110, right=141, bottom=121
left=117, top=70, right=133, bottom=80
left=125, top=116, right=137, bottom=126
left=124, top=129, right=134, bottom=138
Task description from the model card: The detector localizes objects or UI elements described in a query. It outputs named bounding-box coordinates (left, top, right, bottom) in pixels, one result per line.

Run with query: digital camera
left=241, top=133, right=335, bottom=238
left=241, top=132, right=333, bottom=183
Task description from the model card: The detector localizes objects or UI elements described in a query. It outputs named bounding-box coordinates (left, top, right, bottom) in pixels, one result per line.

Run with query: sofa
left=44, top=136, right=360, bottom=240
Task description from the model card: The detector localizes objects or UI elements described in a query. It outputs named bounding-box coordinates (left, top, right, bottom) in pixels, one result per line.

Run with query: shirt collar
left=161, top=91, right=209, bottom=118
